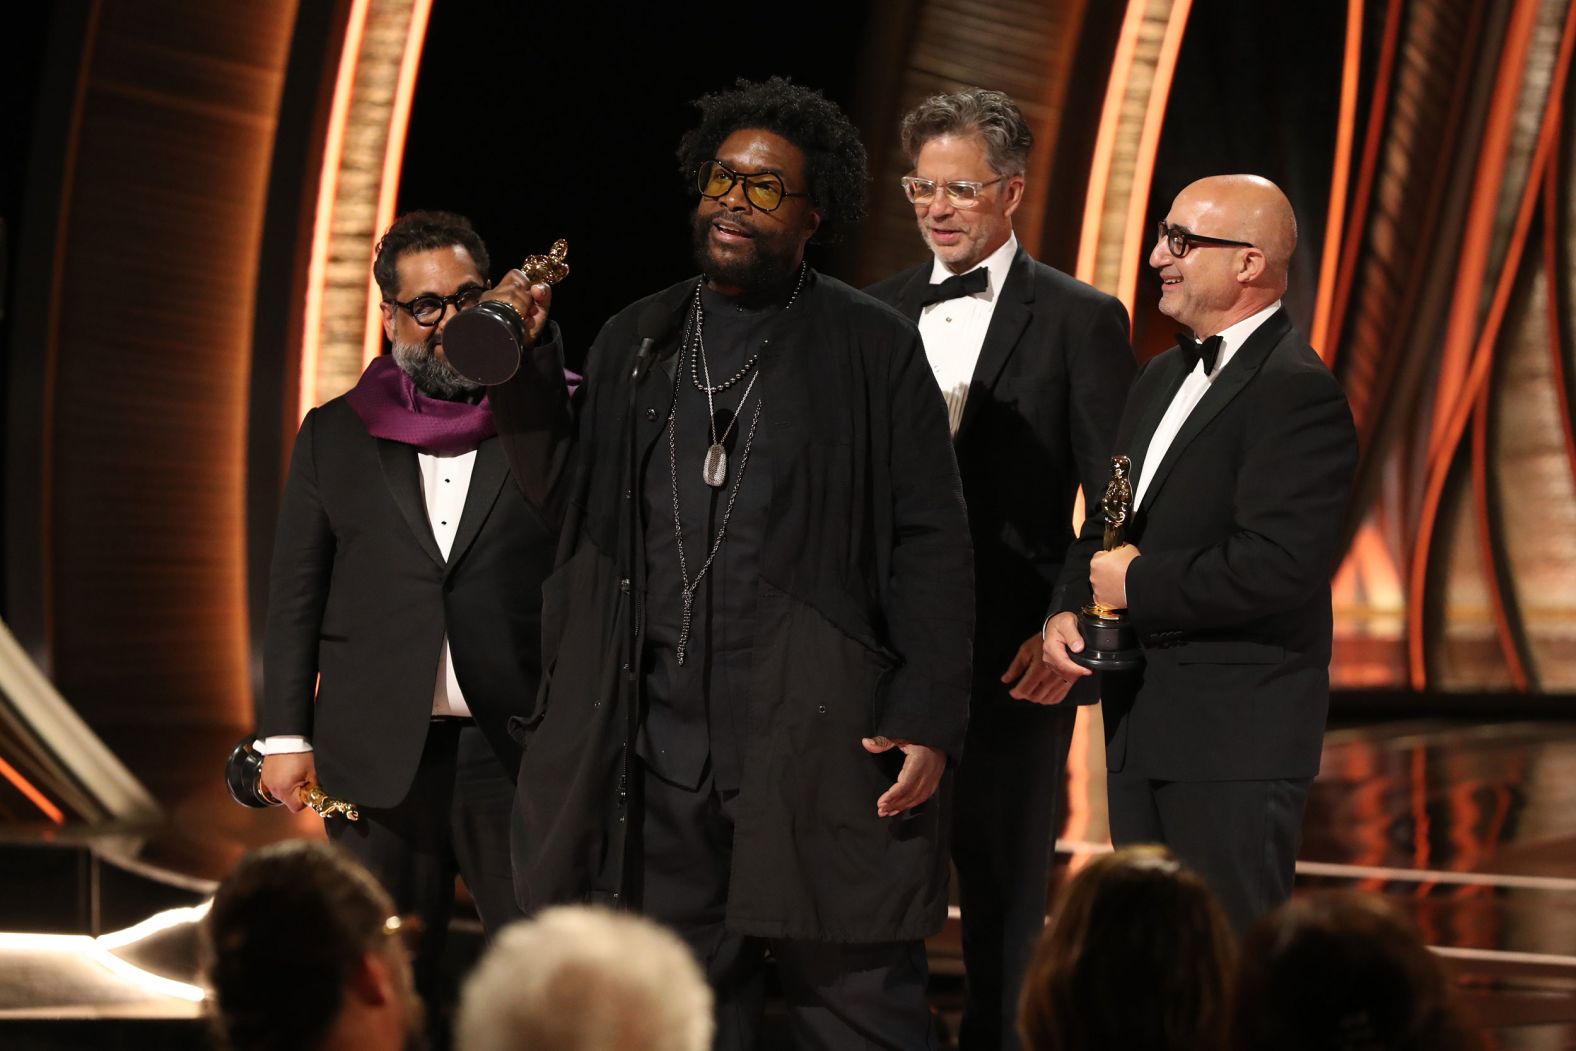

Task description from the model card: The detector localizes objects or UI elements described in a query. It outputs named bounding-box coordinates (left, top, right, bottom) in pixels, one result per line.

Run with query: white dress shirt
left=918, top=233, right=1019, bottom=437
left=261, top=446, right=478, bottom=756
left=1131, top=301, right=1282, bottom=509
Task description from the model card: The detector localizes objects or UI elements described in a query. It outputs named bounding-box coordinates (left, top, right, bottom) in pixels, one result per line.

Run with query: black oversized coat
left=499, top=270, right=975, bottom=942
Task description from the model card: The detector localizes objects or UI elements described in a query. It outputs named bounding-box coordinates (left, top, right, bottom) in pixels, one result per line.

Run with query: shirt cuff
left=258, top=735, right=313, bottom=755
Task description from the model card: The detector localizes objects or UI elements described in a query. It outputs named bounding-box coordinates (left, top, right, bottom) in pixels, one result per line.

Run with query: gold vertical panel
left=300, top=0, right=430, bottom=415
left=1492, top=256, right=1576, bottom=688
left=1075, top=0, right=1191, bottom=311
left=1435, top=462, right=1517, bottom=691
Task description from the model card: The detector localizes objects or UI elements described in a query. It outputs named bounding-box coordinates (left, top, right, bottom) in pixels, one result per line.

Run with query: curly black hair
left=372, top=210, right=490, bottom=299
left=676, top=76, right=869, bottom=241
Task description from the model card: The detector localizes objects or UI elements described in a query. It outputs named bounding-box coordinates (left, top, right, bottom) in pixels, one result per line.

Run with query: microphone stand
left=611, top=329, right=665, bottom=907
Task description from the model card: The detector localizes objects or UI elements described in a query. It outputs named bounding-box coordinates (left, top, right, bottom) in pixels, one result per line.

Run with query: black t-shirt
left=639, top=284, right=778, bottom=792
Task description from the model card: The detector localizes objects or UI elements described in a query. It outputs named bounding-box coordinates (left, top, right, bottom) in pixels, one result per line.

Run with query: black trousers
left=951, top=700, right=1077, bottom=1051
left=637, top=761, right=936, bottom=1051
left=1106, top=766, right=1312, bottom=932
left=327, top=720, right=520, bottom=999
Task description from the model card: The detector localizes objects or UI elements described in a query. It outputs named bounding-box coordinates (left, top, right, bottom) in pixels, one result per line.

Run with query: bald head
left=1182, top=174, right=1296, bottom=283
left=1152, top=174, right=1297, bottom=336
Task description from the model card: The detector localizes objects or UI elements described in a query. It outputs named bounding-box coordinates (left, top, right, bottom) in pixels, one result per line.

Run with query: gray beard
left=392, top=340, right=481, bottom=401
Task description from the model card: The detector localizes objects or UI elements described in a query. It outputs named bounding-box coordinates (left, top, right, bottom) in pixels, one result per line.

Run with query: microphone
left=630, top=300, right=680, bottom=385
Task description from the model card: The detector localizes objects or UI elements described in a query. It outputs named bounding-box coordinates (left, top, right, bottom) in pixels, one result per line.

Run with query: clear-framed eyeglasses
left=900, top=175, right=1005, bottom=209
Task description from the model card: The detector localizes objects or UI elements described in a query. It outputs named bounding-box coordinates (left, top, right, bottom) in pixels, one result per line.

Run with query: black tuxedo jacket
left=1056, top=309, right=1357, bottom=780
left=260, top=395, right=558, bottom=808
left=867, top=246, right=1134, bottom=701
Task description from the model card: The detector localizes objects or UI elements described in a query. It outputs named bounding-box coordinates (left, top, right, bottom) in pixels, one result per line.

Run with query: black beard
left=392, top=339, right=481, bottom=400
left=690, top=210, right=801, bottom=303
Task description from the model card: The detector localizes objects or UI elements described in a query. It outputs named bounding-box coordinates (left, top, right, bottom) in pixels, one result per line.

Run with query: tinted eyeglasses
left=900, top=175, right=1005, bottom=208
left=1157, top=221, right=1254, bottom=258
left=696, top=160, right=808, bottom=212
left=386, top=284, right=486, bottom=327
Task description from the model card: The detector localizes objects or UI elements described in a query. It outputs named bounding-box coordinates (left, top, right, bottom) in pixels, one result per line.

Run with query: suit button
left=645, top=408, right=659, bottom=421
left=817, top=705, right=827, bottom=714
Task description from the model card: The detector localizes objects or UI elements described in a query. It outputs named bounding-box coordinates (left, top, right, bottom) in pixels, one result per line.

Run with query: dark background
left=398, top=3, right=879, bottom=368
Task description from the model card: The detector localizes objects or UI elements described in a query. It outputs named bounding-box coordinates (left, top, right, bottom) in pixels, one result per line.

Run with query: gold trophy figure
left=441, top=239, right=571, bottom=386
left=1069, top=455, right=1143, bottom=672
left=224, top=736, right=360, bottom=821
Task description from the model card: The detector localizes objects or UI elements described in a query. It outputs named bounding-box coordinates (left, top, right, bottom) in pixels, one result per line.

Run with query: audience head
left=457, top=905, right=713, bottom=1051
left=1233, top=890, right=1477, bottom=1051
left=203, top=839, right=421, bottom=1051
left=1018, top=845, right=1235, bottom=1051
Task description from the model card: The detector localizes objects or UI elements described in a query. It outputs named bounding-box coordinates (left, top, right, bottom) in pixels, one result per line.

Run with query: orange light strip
left=1310, top=0, right=1366, bottom=358
left=1425, top=0, right=1543, bottom=455
left=1115, top=0, right=1194, bottom=315
left=1407, top=0, right=1576, bottom=688
left=0, top=755, right=66, bottom=825
left=299, top=0, right=371, bottom=421
left=1075, top=0, right=1148, bottom=287
left=1324, top=0, right=1404, bottom=372
left=361, top=0, right=434, bottom=365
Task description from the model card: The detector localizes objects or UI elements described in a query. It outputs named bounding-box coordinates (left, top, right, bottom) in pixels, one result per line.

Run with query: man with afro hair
left=482, top=77, right=973, bottom=1048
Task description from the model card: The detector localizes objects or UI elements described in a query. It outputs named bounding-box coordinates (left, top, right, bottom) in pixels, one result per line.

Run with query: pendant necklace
left=692, top=263, right=805, bottom=488
left=667, top=263, right=805, bottom=663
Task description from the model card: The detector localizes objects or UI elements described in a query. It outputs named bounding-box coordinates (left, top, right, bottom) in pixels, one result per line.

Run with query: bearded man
left=257, top=210, right=560, bottom=1010
left=486, top=78, right=973, bottom=1049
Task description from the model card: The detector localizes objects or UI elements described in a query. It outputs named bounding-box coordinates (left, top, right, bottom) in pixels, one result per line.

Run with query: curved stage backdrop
left=4, top=0, right=1576, bottom=825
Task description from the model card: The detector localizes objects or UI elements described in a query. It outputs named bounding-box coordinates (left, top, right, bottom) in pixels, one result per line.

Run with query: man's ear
left=1002, top=175, right=1026, bottom=220
left=1237, top=248, right=1267, bottom=285
left=347, top=949, right=396, bottom=1007
left=380, top=302, right=397, bottom=344
left=804, top=207, right=823, bottom=240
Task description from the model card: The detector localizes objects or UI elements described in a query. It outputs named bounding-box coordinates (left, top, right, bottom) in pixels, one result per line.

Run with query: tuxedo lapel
left=888, top=264, right=932, bottom=322
left=1119, top=354, right=1189, bottom=490
left=1137, top=309, right=1292, bottom=513
left=446, top=437, right=508, bottom=574
left=375, top=439, right=446, bottom=569
left=956, top=248, right=1033, bottom=440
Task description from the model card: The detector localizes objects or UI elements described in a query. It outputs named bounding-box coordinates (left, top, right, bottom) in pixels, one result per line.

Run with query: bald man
left=1042, top=175, right=1357, bottom=929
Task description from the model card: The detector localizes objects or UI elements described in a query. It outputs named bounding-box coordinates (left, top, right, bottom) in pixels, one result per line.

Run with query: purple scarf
left=344, top=356, right=496, bottom=454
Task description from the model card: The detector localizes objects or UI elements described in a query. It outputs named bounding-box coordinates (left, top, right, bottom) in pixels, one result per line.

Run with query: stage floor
left=4, top=715, right=1576, bottom=1048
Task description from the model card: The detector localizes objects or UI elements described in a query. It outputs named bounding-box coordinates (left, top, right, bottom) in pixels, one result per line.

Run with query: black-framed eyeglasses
left=696, top=160, right=808, bottom=212
left=900, top=175, right=1005, bottom=208
left=1157, top=221, right=1254, bottom=258
left=386, top=284, right=487, bottom=327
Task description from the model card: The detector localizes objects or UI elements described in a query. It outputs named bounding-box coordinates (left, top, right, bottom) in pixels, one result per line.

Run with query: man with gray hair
left=867, top=88, right=1134, bottom=1050
left=457, top=906, right=713, bottom=1051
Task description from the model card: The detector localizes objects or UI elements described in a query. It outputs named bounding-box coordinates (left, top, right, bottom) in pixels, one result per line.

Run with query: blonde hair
left=457, top=906, right=713, bottom=1051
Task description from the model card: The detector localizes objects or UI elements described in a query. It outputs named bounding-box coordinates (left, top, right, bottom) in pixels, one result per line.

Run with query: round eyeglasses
left=386, top=285, right=487, bottom=327
left=696, top=160, right=808, bottom=213
left=1156, top=221, right=1255, bottom=258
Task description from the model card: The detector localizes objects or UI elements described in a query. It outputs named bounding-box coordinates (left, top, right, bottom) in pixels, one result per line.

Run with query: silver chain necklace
left=667, top=341, right=763, bottom=667
left=666, top=265, right=804, bottom=664
left=692, top=263, right=804, bottom=488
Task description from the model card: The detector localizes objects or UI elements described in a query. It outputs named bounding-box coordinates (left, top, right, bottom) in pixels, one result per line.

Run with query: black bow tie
left=920, top=267, right=989, bottom=307
left=1177, top=331, right=1224, bottom=375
